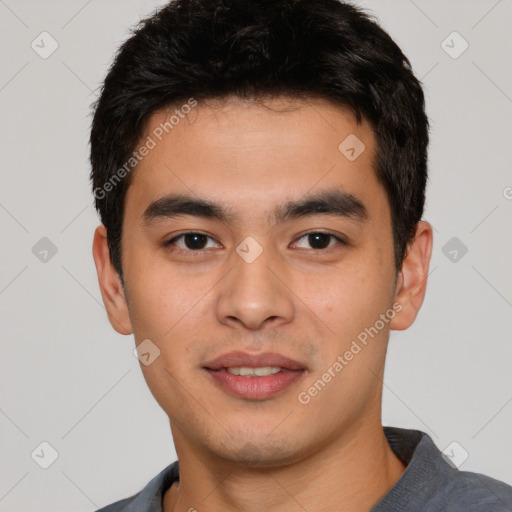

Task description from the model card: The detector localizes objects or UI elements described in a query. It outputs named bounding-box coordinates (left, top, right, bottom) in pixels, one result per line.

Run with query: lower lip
left=204, top=368, right=305, bottom=400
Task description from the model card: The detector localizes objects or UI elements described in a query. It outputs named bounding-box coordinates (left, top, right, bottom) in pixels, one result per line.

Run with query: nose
left=215, top=242, right=295, bottom=331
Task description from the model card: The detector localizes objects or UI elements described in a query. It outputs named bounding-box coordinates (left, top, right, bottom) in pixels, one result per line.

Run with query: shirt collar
left=371, top=426, right=455, bottom=511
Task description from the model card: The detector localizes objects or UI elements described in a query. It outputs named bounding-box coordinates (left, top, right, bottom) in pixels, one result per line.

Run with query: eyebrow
left=141, top=189, right=368, bottom=227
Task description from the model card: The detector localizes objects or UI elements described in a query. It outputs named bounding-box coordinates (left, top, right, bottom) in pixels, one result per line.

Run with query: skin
left=92, top=96, right=433, bottom=512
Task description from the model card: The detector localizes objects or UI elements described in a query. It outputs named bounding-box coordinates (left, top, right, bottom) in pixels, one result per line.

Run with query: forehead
left=123, top=96, right=386, bottom=225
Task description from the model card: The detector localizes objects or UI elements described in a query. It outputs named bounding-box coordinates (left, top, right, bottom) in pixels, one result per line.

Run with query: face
left=93, top=96, right=432, bottom=467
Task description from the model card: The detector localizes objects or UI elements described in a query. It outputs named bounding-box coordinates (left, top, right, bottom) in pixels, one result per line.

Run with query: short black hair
left=90, top=0, right=429, bottom=284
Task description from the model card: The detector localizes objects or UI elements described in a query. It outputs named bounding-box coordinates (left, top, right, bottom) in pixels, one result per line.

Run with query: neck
left=164, top=418, right=405, bottom=512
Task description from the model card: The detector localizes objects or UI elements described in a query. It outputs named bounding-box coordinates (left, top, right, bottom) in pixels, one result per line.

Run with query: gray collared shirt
left=96, top=426, right=512, bottom=511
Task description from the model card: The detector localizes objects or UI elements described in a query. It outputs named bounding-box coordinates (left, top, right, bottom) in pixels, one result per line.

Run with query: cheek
left=297, top=258, right=391, bottom=343
left=123, top=244, right=212, bottom=337
left=129, top=280, right=210, bottom=343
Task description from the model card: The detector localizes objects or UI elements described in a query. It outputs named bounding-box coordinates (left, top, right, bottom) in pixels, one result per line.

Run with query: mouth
left=203, top=352, right=306, bottom=400
left=223, top=366, right=283, bottom=376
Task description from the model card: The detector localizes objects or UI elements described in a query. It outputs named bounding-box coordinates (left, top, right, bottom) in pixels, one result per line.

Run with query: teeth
left=227, top=366, right=282, bottom=377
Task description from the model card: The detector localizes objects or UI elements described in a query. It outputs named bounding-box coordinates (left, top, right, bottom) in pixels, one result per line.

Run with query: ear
left=92, top=224, right=133, bottom=335
left=390, top=221, right=433, bottom=331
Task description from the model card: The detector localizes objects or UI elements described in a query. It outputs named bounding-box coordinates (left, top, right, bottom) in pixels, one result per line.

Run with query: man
left=90, top=0, right=512, bottom=511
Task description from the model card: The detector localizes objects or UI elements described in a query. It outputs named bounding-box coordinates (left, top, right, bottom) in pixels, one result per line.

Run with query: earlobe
left=92, top=224, right=133, bottom=335
left=390, top=221, right=433, bottom=331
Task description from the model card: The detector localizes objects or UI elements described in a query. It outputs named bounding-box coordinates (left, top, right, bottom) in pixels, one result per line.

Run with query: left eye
left=293, top=232, right=345, bottom=250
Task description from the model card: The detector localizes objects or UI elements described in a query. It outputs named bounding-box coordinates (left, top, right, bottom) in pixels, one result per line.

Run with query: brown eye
left=293, top=232, right=346, bottom=250
left=181, top=233, right=208, bottom=250
left=164, top=232, right=220, bottom=252
left=308, top=233, right=331, bottom=249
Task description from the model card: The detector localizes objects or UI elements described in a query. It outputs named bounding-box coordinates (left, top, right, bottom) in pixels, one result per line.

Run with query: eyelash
left=162, top=231, right=347, bottom=254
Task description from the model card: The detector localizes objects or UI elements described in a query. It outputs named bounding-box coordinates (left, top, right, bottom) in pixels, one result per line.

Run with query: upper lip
left=203, top=351, right=306, bottom=371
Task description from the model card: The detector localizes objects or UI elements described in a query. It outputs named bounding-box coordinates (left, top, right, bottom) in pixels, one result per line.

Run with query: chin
left=213, top=435, right=308, bottom=468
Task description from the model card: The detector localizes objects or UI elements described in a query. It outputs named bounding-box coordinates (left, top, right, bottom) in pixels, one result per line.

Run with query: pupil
left=309, top=233, right=330, bottom=249
left=185, top=234, right=207, bottom=249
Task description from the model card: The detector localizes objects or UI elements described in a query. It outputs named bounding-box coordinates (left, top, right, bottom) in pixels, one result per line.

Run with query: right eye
left=163, top=232, right=222, bottom=253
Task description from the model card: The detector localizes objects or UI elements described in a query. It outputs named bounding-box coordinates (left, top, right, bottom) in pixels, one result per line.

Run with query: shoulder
left=95, top=461, right=179, bottom=512
left=380, top=427, right=512, bottom=512
left=440, top=469, right=512, bottom=511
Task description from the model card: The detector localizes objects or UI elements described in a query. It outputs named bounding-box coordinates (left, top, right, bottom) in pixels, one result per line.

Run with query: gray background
left=0, top=0, right=511, bottom=510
